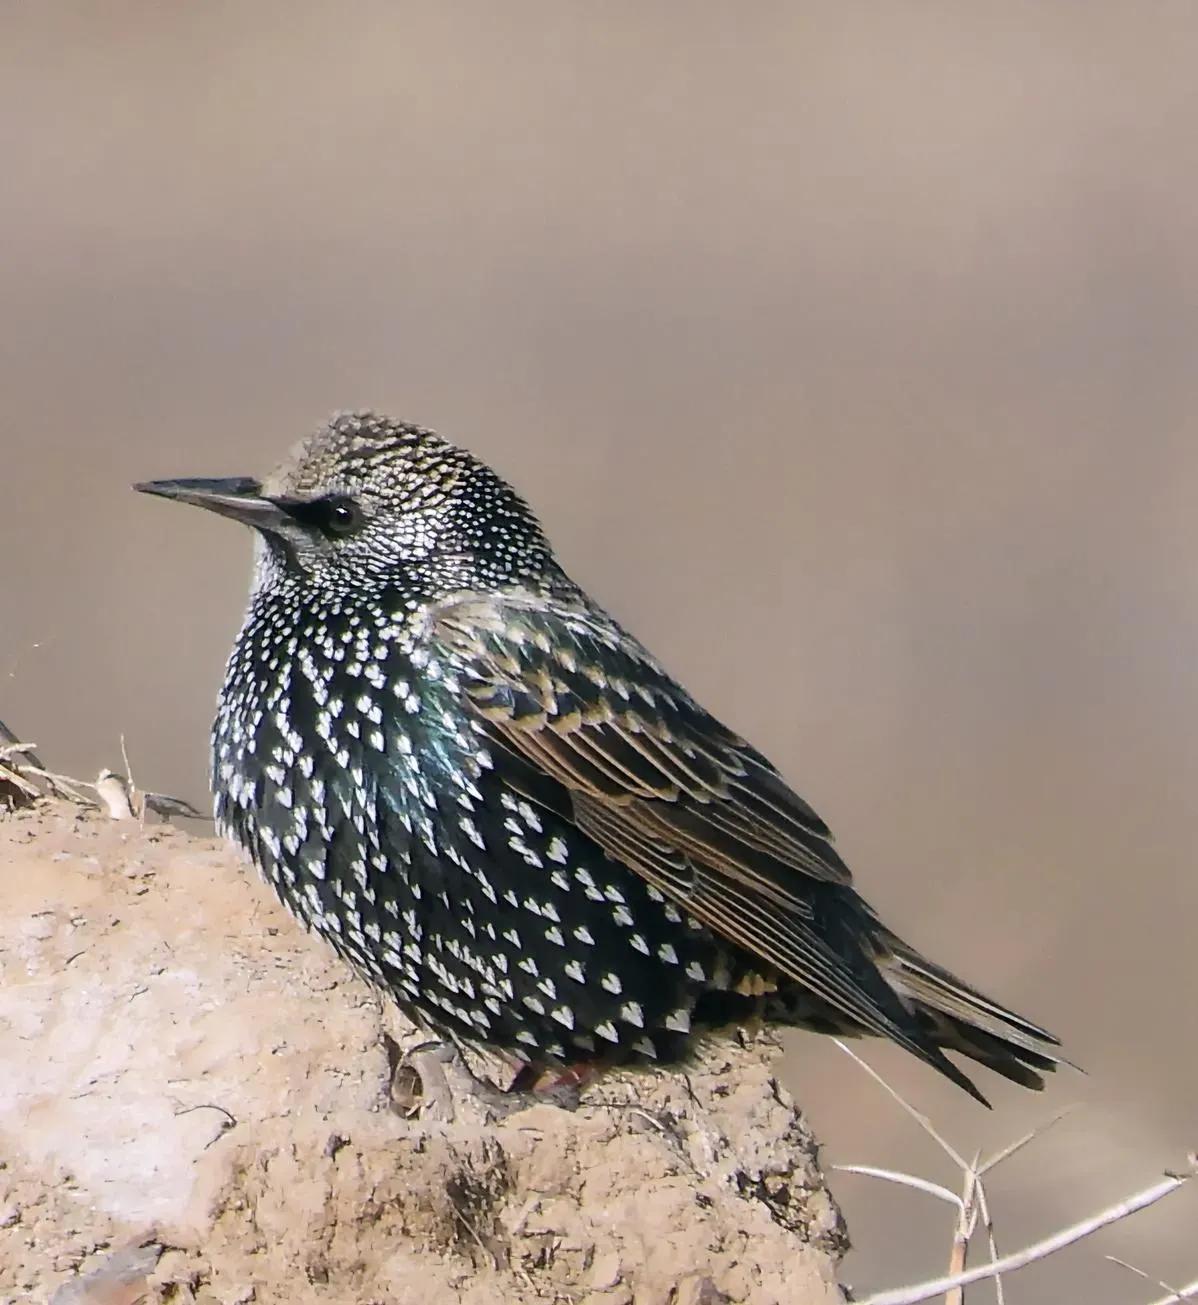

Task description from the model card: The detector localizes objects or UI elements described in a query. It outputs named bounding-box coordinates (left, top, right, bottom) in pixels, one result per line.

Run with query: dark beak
left=133, top=477, right=291, bottom=532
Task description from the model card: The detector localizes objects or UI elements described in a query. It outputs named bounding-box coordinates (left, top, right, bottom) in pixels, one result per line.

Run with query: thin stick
left=0, top=741, right=39, bottom=760
left=1148, top=1278, right=1198, bottom=1305
left=13, top=763, right=97, bottom=805
left=976, top=1106, right=1078, bottom=1178
left=973, top=1181, right=1005, bottom=1305
left=857, top=1161, right=1195, bottom=1305
left=944, top=1160, right=978, bottom=1305
left=1107, top=1256, right=1181, bottom=1296
left=119, top=733, right=139, bottom=818
left=833, top=1165, right=963, bottom=1210
left=833, top=1040, right=968, bottom=1170
left=0, top=717, right=48, bottom=774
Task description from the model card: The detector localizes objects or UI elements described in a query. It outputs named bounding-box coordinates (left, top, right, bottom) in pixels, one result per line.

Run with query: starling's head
left=136, top=411, right=554, bottom=598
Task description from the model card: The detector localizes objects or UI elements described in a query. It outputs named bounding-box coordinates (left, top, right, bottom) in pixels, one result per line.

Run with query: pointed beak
left=133, top=477, right=291, bottom=532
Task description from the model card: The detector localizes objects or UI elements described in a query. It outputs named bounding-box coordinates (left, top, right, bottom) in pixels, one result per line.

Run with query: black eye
left=278, top=494, right=365, bottom=538
left=324, top=497, right=361, bottom=536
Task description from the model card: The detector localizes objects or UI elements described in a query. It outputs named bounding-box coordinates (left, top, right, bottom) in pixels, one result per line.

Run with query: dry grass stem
left=1, top=720, right=202, bottom=821
left=8, top=761, right=97, bottom=806
left=1148, top=1278, right=1198, bottom=1304
left=832, top=1040, right=968, bottom=1169
left=835, top=1041, right=1192, bottom=1304
left=855, top=1158, right=1195, bottom=1305
left=1107, top=1256, right=1198, bottom=1304
left=832, top=1165, right=963, bottom=1210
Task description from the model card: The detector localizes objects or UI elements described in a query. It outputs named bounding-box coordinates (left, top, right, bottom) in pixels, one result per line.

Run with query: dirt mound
left=0, top=804, right=846, bottom=1304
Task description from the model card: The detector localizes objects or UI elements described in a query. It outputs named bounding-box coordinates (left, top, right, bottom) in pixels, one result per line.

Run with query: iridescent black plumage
left=137, top=411, right=1062, bottom=1104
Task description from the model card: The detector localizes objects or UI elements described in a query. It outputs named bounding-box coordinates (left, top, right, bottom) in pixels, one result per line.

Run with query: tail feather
left=879, top=937, right=1065, bottom=1094
left=762, top=893, right=1066, bottom=1105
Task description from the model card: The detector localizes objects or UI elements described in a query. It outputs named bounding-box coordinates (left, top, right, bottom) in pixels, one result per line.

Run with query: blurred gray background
left=3, top=4, right=1196, bottom=1300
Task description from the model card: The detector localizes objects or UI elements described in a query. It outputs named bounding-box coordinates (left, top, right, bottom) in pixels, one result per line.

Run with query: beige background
left=3, top=4, right=1196, bottom=1300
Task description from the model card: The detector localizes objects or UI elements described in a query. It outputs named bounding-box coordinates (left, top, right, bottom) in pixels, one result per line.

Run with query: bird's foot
left=388, top=1038, right=527, bottom=1124
left=383, top=1028, right=606, bottom=1120
left=509, top=1059, right=603, bottom=1110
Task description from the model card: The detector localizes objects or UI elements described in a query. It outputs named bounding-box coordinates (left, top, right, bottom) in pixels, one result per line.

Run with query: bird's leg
left=388, top=1035, right=531, bottom=1123
left=392, top=1040, right=463, bottom=1122
left=509, top=1058, right=604, bottom=1110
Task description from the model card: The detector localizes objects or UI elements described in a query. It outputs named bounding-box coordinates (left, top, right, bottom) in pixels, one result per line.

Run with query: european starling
left=136, top=411, right=1061, bottom=1105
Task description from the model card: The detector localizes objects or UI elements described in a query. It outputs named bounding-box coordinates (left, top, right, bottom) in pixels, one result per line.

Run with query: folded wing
left=431, top=591, right=953, bottom=1065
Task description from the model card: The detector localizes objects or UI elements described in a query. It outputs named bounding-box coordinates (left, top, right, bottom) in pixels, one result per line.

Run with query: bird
left=135, top=410, right=1061, bottom=1106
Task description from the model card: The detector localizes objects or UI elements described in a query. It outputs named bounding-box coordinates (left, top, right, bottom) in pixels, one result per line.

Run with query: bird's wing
left=430, top=592, right=928, bottom=1045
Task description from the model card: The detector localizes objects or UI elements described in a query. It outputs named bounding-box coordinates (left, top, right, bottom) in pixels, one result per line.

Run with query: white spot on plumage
left=459, top=815, right=485, bottom=848
left=517, top=801, right=542, bottom=832
left=510, top=836, right=543, bottom=868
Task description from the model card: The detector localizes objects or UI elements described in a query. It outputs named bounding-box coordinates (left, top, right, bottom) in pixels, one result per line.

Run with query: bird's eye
left=277, top=493, right=365, bottom=538
left=324, top=497, right=362, bottom=536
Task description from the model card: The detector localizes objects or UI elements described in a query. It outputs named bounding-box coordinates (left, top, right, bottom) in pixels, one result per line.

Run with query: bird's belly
left=217, top=740, right=753, bottom=1065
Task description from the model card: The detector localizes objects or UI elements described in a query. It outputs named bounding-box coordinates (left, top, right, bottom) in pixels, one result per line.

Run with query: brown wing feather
left=427, top=593, right=948, bottom=1054
left=571, top=791, right=917, bottom=1046
left=433, top=591, right=851, bottom=882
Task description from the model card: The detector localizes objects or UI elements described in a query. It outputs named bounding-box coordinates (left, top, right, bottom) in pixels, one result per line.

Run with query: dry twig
left=855, top=1159, right=1195, bottom=1305
left=833, top=1041, right=1194, bottom=1305
left=1107, top=1255, right=1198, bottom=1304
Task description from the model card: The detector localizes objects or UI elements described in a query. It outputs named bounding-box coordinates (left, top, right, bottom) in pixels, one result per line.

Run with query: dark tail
left=876, top=933, right=1065, bottom=1100
left=753, top=886, right=1066, bottom=1106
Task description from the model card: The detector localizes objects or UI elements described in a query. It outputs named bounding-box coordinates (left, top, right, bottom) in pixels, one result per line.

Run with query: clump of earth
left=0, top=802, right=846, bottom=1304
